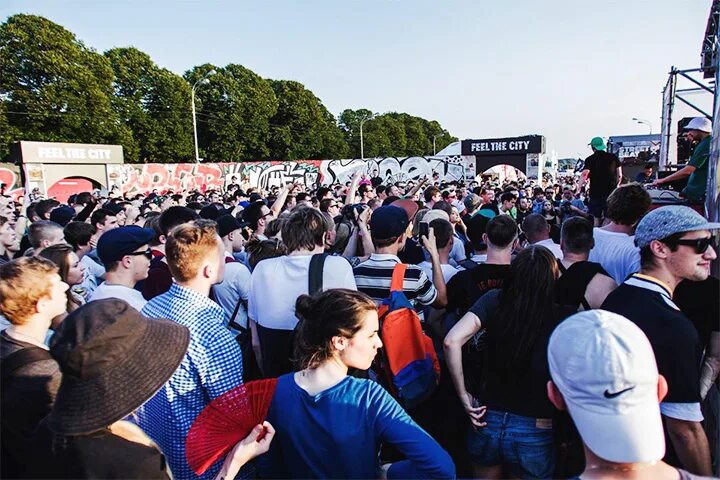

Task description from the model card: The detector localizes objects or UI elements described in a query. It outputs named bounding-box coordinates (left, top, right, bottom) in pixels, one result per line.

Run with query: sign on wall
left=11, top=141, right=124, bottom=164
left=461, top=135, right=545, bottom=156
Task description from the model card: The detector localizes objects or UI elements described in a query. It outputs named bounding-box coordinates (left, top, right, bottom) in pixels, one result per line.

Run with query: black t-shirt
left=469, top=289, right=569, bottom=418
left=556, top=261, right=609, bottom=310
left=601, top=275, right=702, bottom=404
left=674, top=276, right=720, bottom=350
left=1, top=332, right=61, bottom=478
left=446, top=263, right=511, bottom=316
left=29, top=421, right=169, bottom=479
left=584, top=151, right=620, bottom=198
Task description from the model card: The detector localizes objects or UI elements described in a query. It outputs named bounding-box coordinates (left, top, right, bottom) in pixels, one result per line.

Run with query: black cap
left=216, top=215, right=241, bottom=238
left=97, top=226, right=155, bottom=264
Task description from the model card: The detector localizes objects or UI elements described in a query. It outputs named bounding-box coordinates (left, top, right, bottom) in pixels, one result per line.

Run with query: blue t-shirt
left=259, top=373, right=455, bottom=479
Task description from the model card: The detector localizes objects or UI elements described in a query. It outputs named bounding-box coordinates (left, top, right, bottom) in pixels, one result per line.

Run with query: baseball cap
left=421, top=209, right=449, bottom=224
left=464, top=193, right=482, bottom=212
left=391, top=199, right=419, bottom=222
left=683, top=117, right=712, bottom=133
left=49, top=205, right=76, bottom=227
left=216, top=214, right=241, bottom=238
left=548, top=310, right=665, bottom=463
left=97, top=226, right=155, bottom=265
left=369, top=206, right=409, bottom=240
left=589, top=137, right=606, bottom=151
left=634, top=205, right=720, bottom=248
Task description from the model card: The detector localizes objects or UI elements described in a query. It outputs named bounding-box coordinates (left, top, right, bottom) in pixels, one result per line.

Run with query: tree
left=339, top=109, right=457, bottom=158
left=268, top=80, right=347, bottom=160
left=0, top=15, right=133, bottom=159
left=185, top=63, right=278, bottom=162
left=105, top=47, right=193, bottom=163
left=338, top=108, right=375, bottom=158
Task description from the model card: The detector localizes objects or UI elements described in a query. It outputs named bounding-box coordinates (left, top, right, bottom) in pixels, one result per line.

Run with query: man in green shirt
left=654, top=117, right=712, bottom=203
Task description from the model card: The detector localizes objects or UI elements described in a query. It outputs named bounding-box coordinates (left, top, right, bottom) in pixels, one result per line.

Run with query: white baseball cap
left=548, top=310, right=665, bottom=463
left=684, top=117, right=712, bottom=133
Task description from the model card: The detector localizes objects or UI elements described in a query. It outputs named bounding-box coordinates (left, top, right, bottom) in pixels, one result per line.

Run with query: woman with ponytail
left=259, top=289, right=455, bottom=479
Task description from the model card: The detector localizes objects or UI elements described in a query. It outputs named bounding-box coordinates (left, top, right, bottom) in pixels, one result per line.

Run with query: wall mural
left=108, top=156, right=470, bottom=196
left=0, top=163, right=24, bottom=200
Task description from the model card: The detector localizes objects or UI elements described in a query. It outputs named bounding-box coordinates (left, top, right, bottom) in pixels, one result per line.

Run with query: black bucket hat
left=47, top=299, right=190, bottom=435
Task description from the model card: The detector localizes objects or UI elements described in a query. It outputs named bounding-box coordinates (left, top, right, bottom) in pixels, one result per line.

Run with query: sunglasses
left=126, top=248, right=153, bottom=260
left=669, top=236, right=715, bottom=254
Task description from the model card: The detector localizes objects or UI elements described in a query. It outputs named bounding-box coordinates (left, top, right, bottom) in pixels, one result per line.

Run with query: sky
left=1, top=0, right=714, bottom=158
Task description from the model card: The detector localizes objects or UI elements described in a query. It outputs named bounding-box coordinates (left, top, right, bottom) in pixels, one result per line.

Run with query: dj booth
left=645, top=186, right=706, bottom=215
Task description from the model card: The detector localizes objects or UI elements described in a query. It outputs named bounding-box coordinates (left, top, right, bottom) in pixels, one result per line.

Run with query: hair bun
left=295, top=294, right=314, bottom=321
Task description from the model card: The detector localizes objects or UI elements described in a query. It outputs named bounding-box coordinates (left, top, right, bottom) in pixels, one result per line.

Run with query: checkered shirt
left=137, top=283, right=246, bottom=479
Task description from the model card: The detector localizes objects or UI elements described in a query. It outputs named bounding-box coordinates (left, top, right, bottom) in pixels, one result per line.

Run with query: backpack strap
left=1, top=346, right=51, bottom=382
left=308, top=253, right=328, bottom=295
left=390, top=263, right=407, bottom=293
left=228, top=297, right=248, bottom=332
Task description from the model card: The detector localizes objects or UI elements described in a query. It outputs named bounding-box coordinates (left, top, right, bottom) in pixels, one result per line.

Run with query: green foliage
left=339, top=109, right=458, bottom=158
left=185, top=64, right=278, bottom=161
left=1, top=15, right=458, bottom=162
left=268, top=80, right=348, bottom=160
left=105, top=47, right=193, bottom=163
left=0, top=14, right=133, bottom=160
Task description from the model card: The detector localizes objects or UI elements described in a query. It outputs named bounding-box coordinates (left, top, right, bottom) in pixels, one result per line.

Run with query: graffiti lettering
left=0, top=165, right=25, bottom=200
left=111, top=156, right=472, bottom=196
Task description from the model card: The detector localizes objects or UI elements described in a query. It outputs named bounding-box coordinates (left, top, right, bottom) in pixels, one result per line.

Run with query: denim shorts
left=466, top=409, right=555, bottom=479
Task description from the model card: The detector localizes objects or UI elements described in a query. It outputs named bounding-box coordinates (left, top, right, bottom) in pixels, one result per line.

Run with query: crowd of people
left=0, top=129, right=719, bottom=479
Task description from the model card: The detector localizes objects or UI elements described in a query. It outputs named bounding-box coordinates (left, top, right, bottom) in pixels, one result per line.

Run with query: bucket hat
left=47, top=299, right=190, bottom=435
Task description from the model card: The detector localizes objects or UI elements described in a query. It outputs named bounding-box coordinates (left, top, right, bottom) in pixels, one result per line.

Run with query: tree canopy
left=1, top=14, right=457, bottom=162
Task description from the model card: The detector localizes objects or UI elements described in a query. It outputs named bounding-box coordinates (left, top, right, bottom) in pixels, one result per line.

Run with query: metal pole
left=360, top=118, right=364, bottom=160
left=192, top=86, right=200, bottom=163
left=433, top=136, right=436, bottom=155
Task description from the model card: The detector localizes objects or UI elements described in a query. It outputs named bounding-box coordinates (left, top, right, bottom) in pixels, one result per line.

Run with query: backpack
left=376, top=263, right=440, bottom=409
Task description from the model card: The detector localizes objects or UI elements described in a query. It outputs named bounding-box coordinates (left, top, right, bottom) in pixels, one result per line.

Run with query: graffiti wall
left=108, top=156, right=471, bottom=196
left=0, top=163, right=24, bottom=200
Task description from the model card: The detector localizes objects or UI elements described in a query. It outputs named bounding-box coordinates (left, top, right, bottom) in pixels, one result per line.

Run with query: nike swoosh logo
left=604, top=386, right=635, bottom=398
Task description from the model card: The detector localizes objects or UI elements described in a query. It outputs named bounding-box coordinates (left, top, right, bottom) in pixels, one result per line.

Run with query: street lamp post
left=432, top=133, right=444, bottom=155
left=192, top=70, right=216, bottom=163
left=632, top=117, right=653, bottom=134
left=359, top=114, right=372, bottom=160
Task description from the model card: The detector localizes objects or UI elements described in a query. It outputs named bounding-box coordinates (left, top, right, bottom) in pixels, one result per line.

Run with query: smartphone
left=419, top=222, right=429, bottom=239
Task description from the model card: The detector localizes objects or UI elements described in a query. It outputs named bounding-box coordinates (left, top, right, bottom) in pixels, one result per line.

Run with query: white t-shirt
left=589, top=228, right=640, bottom=284
left=90, top=282, right=147, bottom=312
left=418, top=261, right=460, bottom=285
left=533, top=238, right=564, bottom=260
left=213, top=256, right=252, bottom=329
left=248, top=254, right=357, bottom=330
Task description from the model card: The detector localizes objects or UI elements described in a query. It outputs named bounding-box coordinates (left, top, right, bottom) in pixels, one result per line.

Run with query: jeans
left=467, top=409, right=555, bottom=479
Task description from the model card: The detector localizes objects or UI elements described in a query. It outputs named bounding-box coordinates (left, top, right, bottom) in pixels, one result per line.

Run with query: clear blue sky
left=1, top=0, right=713, bottom=158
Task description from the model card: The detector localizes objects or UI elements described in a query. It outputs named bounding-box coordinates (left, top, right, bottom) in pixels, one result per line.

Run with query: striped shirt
left=353, top=253, right=437, bottom=321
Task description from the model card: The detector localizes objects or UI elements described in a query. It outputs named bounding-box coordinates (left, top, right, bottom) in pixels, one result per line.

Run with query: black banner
left=461, top=135, right=544, bottom=156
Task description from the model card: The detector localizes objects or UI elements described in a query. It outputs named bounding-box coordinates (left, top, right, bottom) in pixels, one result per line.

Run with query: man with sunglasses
left=90, top=226, right=155, bottom=311
left=602, top=205, right=719, bottom=476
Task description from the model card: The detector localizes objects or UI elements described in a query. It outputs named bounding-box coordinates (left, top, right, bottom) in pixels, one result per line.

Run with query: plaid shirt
left=138, top=283, right=245, bottom=479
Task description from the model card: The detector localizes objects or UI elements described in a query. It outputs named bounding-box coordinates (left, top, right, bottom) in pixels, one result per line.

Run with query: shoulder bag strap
left=308, top=253, right=328, bottom=295
left=389, top=263, right=407, bottom=293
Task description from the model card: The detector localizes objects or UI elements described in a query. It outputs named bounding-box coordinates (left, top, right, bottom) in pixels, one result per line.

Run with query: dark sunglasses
left=329, top=203, right=340, bottom=208
left=668, top=236, right=715, bottom=254
left=126, top=248, right=153, bottom=260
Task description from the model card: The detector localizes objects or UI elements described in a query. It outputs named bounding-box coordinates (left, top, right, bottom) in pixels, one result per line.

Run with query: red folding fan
left=185, top=378, right=278, bottom=475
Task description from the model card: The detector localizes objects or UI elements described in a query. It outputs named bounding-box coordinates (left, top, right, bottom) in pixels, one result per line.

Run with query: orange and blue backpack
left=376, top=263, right=440, bottom=409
